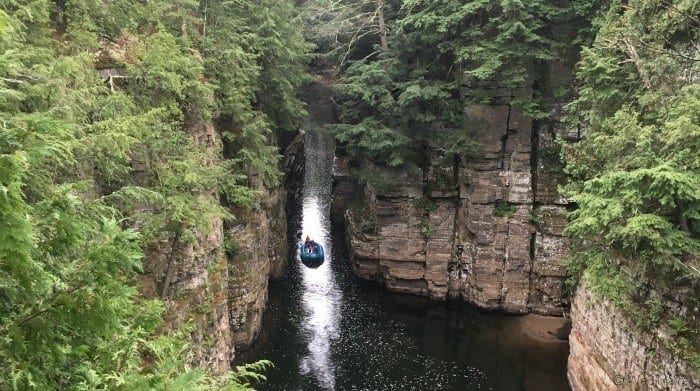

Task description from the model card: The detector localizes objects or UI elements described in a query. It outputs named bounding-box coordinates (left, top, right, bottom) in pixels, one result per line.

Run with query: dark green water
left=239, top=122, right=570, bottom=391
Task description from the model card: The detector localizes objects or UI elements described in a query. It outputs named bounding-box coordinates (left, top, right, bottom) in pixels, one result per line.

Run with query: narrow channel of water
left=239, top=113, right=570, bottom=391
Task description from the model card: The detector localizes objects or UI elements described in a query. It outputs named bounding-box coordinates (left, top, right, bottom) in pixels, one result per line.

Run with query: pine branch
left=13, top=285, right=85, bottom=328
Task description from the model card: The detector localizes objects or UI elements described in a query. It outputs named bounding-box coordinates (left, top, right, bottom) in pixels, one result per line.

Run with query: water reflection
left=239, top=103, right=570, bottom=391
left=298, top=128, right=341, bottom=390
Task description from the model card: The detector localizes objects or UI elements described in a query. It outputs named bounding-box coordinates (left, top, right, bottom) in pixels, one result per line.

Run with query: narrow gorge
left=1, top=1, right=697, bottom=390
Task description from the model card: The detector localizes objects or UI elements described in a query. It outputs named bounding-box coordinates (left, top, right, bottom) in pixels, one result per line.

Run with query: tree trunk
left=376, top=0, right=388, bottom=50
left=161, top=229, right=182, bottom=299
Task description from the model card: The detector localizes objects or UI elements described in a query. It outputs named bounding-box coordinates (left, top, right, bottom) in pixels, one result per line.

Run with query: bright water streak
left=298, top=127, right=340, bottom=390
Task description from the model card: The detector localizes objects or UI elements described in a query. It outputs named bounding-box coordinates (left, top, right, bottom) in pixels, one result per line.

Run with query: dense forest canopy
left=0, top=0, right=308, bottom=389
left=321, top=0, right=602, bottom=167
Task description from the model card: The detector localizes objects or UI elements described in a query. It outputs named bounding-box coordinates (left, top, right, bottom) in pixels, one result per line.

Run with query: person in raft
left=304, top=235, right=318, bottom=254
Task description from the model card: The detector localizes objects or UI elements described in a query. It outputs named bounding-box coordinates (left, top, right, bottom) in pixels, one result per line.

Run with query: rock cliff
left=143, top=217, right=233, bottom=373
left=568, top=282, right=700, bottom=390
left=335, top=98, right=572, bottom=315
left=95, top=19, right=306, bottom=371
left=226, top=187, right=283, bottom=349
left=139, top=118, right=233, bottom=374
left=227, top=132, right=304, bottom=349
left=332, top=20, right=585, bottom=316
left=138, top=120, right=304, bottom=370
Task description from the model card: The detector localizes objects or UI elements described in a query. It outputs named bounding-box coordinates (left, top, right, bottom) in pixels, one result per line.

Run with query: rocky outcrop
left=227, top=131, right=304, bottom=349
left=332, top=21, right=583, bottom=315
left=138, top=128, right=301, bottom=370
left=142, top=218, right=232, bottom=373
left=335, top=98, right=571, bottom=314
left=140, top=119, right=233, bottom=374
left=226, top=181, right=286, bottom=349
left=568, top=282, right=700, bottom=390
left=140, top=128, right=302, bottom=368
left=227, top=192, right=279, bottom=349
left=133, top=109, right=305, bottom=374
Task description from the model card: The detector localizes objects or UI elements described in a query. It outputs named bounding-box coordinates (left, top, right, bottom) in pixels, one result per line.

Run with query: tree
left=563, top=0, right=699, bottom=365
left=204, top=0, right=312, bottom=188
left=564, top=0, right=700, bottom=283
left=328, top=0, right=572, bottom=168
left=303, top=0, right=390, bottom=68
left=0, top=0, right=309, bottom=387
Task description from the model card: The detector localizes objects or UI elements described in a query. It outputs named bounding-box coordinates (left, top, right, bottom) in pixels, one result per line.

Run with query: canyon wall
left=98, top=40, right=241, bottom=374
left=139, top=119, right=233, bottom=374
left=568, top=282, right=699, bottom=390
left=334, top=98, right=573, bottom=315
left=226, top=185, right=284, bottom=349
left=332, top=22, right=582, bottom=316
left=140, top=133, right=303, bottom=371
left=227, top=132, right=304, bottom=349
left=143, top=212, right=233, bottom=373
left=138, top=121, right=304, bottom=371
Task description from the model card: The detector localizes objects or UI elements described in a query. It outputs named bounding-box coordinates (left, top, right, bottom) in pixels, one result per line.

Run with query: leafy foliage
left=301, top=0, right=390, bottom=68
left=493, top=201, right=517, bottom=218
left=564, top=0, right=700, bottom=283
left=400, top=0, right=563, bottom=90
left=321, top=0, right=594, bottom=168
left=205, top=0, right=312, bottom=187
left=563, top=0, right=700, bottom=366
left=0, top=0, right=309, bottom=388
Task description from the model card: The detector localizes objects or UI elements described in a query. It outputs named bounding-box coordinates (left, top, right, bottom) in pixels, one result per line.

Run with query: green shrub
left=493, top=201, right=517, bottom=218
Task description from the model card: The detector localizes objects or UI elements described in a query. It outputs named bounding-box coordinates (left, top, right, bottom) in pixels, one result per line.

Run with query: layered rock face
left=226, top=131, right=304, bottom=349
left=143, top=217, right=232, bottom=373
left=335, top=98, right=571, bottom=315
left=568, top=283, right=699, bottom=390
left=227, top=190, right=281, bottom=349
left=139, top=122, right=303, bottom=370
left=333, top=19, right=584, bottom=315
left=140, top=119, right=233, bottom=374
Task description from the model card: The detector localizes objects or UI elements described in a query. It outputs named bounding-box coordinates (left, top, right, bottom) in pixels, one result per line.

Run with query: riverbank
left=519, top=314, right=571, bottom=344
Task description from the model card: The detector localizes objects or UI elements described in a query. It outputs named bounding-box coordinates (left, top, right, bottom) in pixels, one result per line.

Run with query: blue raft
left=300, top=243, right=324, bottom=262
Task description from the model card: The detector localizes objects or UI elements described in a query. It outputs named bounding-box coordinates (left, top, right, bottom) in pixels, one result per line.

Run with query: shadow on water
left=239, top=106, right=570, bottom=391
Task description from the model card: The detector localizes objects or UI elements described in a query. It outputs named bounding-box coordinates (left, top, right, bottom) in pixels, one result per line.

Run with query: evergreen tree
left=563, top=0, right=699, bottom=366
left=0, top=0, right=308, bottom=388
left=302, top=0, right=389, bottom=68
left=325, top=0, right=577, bottom=168
left=203, top=0, right=312, bottom=188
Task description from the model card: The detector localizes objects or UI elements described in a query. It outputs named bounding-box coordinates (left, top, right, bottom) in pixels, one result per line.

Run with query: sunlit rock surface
left=335, top=101, right=570, bottom=315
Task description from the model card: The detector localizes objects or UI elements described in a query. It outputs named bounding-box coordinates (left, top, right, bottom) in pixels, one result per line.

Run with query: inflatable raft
left=300, top=242, right=324, bottom=262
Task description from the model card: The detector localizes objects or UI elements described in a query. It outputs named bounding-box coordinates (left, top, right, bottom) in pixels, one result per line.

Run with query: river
left=239, top=109, right=570, bottom=391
